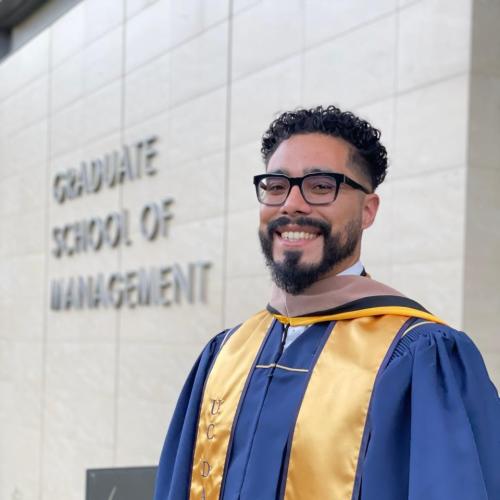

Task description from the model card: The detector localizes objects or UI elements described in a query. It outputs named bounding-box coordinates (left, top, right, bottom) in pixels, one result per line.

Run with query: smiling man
left=154, top=106, right=500, bottom=500
left=257, top=132, right=377, bottom=294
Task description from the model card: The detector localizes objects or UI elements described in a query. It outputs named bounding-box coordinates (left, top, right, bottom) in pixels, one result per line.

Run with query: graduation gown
left=154, top=275, right=500, bottom=500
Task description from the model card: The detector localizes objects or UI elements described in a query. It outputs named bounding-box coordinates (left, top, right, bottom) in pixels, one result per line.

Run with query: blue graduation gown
left=153, top=322, right=500, bottom=500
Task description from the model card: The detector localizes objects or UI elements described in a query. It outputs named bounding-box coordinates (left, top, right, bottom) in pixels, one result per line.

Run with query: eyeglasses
left=253, top=172, right=371, bottom=206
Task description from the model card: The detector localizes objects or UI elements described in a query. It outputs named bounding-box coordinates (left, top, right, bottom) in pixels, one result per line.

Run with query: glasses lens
left=258, top=176, right=290, bottom=205
left=302, top=175, right=338, bottom=204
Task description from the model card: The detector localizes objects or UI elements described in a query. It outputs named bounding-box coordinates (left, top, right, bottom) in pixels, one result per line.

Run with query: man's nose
left=279, top=185, right=312, bottom=215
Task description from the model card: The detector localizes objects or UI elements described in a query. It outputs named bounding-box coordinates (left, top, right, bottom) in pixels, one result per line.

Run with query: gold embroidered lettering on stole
left=206, top=424, right=216, bottom=440
left=210, top=399, right=223, bottom=415
left=201, top=461, right=211, bottom=478
left=189, top=311, right=274, bottom=500
left=284, top=315, right=408, bottom=500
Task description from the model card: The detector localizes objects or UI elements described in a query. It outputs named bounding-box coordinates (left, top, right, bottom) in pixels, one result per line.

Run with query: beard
left=259, top=215, right=361, bottom=295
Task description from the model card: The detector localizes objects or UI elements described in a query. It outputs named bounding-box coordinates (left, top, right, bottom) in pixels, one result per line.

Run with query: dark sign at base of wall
left=86, top=466, right=157, bottom=500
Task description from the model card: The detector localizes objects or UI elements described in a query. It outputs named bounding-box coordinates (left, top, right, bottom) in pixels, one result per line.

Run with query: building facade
left=0, top=0, right=499, bottom=498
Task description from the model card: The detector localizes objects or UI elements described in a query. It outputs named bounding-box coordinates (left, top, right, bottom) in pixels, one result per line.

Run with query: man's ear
left=361, top=193, right=379, bottom=230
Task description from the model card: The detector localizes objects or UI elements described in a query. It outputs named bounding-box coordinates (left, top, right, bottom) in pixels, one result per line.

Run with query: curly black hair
left=261, top=105, right=388, bottom=190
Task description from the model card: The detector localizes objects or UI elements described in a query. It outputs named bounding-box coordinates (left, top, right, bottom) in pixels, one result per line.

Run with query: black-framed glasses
left=253, top=172, right=371, bottom=206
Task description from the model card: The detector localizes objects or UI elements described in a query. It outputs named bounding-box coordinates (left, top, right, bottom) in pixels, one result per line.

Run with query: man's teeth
left=281, top=231, right=318, bottom=241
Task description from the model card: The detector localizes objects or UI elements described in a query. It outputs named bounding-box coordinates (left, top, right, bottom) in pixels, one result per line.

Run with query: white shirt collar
left=336, top=260, right=364, bottom=276
left=284, top=260, right=364, bottom=349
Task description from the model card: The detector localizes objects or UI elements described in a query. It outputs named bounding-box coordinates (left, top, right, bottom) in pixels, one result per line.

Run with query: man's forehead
left=266, top=166, right=340, bottom=175
left=267, top=134, right=351, bottom=165
left=263, top=133, right=370, bottom=185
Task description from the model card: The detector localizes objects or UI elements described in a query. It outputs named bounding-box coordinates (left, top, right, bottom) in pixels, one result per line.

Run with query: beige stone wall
left=0, top=1, right=497, bottom=499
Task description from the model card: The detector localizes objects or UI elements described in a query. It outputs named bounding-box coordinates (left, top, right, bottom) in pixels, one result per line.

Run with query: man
left=154, top=106, right=500, bottom=500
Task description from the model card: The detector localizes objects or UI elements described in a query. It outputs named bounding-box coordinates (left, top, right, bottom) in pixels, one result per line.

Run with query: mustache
left=266, top=216, right=331, bottom=238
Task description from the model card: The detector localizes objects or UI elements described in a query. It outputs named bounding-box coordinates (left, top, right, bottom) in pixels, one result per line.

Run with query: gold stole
left=189, top=309, right=443, bottom=500
left=283, top=315, right=406, bottom=499
left=189, top=310, right=273, bottom=500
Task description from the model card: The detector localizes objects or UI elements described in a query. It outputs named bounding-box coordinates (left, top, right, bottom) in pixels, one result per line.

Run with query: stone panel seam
left=388, top=0, right=401, bottom=269
left=299, top=0, right=305, bottom=101
left=221, top=0, right=234, bottom=327
left=397, top=0, right=421, bottom=8
left=396, top=70, right=469, bottom=96
left=125, top=17, right=229, bottom=75
left=0, top=57, right=49, bottom=103
left=2, top=116, right=49, bottom=142
left=232, top=0, right=260, bottom=18
left=462, top=0, right=480, bottom=330
left=389, top=163, right=467, bottom=181
left=50, top=44, right=84, bottom=72
left=125, top=84, right=228, bottom=130
left=391, top=257, right=464, bottom=266
left=112, top=0, right=127, bottom=466
left=38, top=21, right=54, bottom=500
left=50, top=77, right=122, bottom=128
left=227, top=8, right=399, bottom=86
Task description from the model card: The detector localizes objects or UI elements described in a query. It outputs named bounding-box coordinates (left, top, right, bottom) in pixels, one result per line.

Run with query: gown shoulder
left=361, top=321, right=500, bottom=500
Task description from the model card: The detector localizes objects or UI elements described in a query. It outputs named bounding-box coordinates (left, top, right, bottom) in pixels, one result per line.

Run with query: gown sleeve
left=360, top=323, right=500, bottom=500
left=153, top=331, right=227, bottom=500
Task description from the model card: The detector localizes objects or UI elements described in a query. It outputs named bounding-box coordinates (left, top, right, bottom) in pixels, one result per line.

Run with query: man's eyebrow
left=303, top=166, right=334, bottom=174
left=268, top=168, right=289, bottom=175
left=268, top=166, right=335, bottom=175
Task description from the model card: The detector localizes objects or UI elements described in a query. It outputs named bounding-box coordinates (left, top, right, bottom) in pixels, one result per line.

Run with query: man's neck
left=318, top=251, right=363, bottom=280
